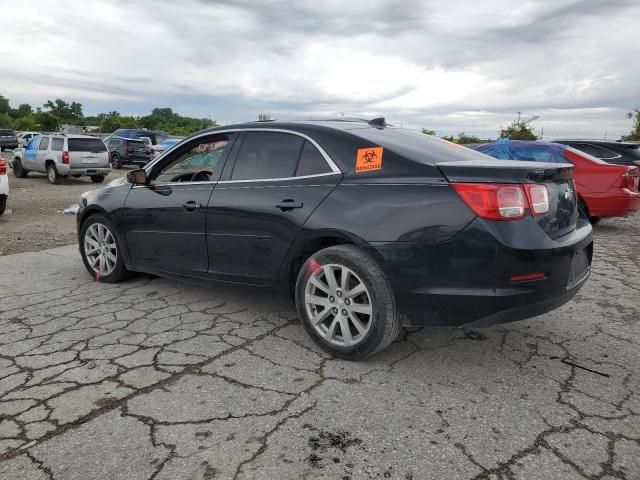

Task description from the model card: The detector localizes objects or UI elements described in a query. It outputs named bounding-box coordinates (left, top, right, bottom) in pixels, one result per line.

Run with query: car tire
left=90, top=175, right=105, bottom=183
left=46, top=164, right=61, bottom=185
left=295, top=244, right=401, bottom=359
left=111, top=154, right=122, bottom=169
left=79, top=213, right=130, bottom=283
left=12, top=158, right=28, bottom=178
left=0, top=196, right=6, bottom=216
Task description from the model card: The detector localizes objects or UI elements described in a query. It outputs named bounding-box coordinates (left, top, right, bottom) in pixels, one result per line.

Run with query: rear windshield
left=68, top=138, right=107, bottom=152
left=0, top=129, right=15, bottom=136
left=348, top=126, right=491, bottom=164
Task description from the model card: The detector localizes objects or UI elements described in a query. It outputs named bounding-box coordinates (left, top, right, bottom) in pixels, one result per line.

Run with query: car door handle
left=183, top=201, right=202, bottom=212
left=276, top=199, right=303, bottom=211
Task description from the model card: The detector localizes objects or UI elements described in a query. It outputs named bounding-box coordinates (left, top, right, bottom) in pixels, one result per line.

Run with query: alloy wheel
left=83, top=223, right=118, bottom=277
left=304, top=263, right=373, bottom=347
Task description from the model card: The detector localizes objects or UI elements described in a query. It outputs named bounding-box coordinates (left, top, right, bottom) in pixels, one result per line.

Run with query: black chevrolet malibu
left=76, top=119, right=593, bottom=359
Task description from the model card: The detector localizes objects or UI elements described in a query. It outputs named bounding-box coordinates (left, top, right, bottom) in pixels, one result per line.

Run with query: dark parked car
left=0, top=129, right=18, bottom=151
left=76, top=120, right=592, bottom=358
left=111, top=129, right=169, bottom=145
left=105, top=137, right=152, bottom=169
left=553, top=139, right=640, bottom=168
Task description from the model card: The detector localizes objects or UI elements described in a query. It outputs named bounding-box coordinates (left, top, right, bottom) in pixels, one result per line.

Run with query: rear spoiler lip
left=436, top=160, right=574, bottom=184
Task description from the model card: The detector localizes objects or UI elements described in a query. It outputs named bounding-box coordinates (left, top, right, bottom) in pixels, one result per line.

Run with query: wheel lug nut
left=345, top=299, right=351, bottom=305
left=332, top=307, right=338, bottom=314
left=336, top=290, right=342, bottom=297
left=329, top=296, right=335, bottom=303
left=342, top=309, right=348, bottom=316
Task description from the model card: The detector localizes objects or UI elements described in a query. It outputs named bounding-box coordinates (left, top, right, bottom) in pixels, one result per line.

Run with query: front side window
left=51, top=138, right=64, bottom=151
left=39, top=137, right=49, bottom=151
left=231, top=132, right=304, bottom=180
left=153, top=135, right=229, bottom=183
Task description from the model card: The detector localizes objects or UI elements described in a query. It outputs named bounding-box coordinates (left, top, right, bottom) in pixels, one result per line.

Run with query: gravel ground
left=0, top=150, right=128, bottom=256
left=0, top=212, right=638, bottom=479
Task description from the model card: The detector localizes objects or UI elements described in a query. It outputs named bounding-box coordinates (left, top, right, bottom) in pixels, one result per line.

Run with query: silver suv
left=12, top=134, right=111, bottom=184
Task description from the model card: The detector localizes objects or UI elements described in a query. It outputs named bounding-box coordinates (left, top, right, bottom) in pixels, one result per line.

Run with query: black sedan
left=76, top=119, right=593, bottom=359
left=554, top=139, right=640, bottom=168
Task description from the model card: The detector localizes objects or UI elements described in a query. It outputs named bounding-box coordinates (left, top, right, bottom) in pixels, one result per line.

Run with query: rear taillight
left=524, top=184, right=550, bottom=215
left=62, top=151, right=69, bottom=164
left=0, top=157, right=6, bottom=175
left=621, top=168, right=639, bottom=190
left=452, top=183, right=549, bottom=220
left=108, top=152, right=112, bottom=164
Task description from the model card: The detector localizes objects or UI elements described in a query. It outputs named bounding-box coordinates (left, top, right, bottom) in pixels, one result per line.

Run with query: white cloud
left=2, top=0, right=638, bottom=138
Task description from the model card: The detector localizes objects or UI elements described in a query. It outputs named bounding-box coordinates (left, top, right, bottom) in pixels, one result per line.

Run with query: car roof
left=47, top=134, right=103, bottom=139
left=478, top=139, right=567, bottom=149
left=553, top=139, right=640, bottom=146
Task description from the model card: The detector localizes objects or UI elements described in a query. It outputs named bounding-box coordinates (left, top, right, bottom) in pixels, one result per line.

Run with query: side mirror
left=127, top=169, right=147, bottom=185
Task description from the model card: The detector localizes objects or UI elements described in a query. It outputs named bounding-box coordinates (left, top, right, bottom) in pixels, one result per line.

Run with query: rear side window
left=51, top=138, right=64, bottom=151
left=231, top=132, right=304, bottom=180
left=39, top=137, right=49, bottom=150
left=295, top=141, right=332, bottom=176
left=68, top=138, right=107, bottom=152
left=570, top=143, right=619, bottom=160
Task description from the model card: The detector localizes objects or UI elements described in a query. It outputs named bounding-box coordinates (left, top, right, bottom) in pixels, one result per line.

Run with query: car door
left=121, top=132, right=235, bottom=276
left=206, top=130, right=342, bottom=285
left=35, top=136, right=50, bottom=172
left=22, top=136, right=40, bottom=169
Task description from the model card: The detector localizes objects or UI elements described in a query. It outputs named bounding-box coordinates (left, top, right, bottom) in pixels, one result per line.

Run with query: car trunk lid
left=438, top=159, right=578, bottom=239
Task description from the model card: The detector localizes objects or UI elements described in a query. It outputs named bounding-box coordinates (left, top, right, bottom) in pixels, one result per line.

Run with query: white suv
left=12, top=134, right=111, bottom=184
left=0, top=155, right=8, bottom=215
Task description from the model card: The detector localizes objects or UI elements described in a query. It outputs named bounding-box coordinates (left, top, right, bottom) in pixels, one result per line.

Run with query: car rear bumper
left=60, top=166, right=112, bottom=176
left=585, top=188, right=640, bottom=217
left=0, top=175, right=8, bottom=195
left=364, top=216, right=593, bottom=328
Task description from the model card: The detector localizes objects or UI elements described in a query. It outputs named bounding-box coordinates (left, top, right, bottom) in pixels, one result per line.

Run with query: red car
left=475, top=140, right=640, bottom=221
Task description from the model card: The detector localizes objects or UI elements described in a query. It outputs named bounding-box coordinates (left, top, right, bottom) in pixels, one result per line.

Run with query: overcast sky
left=2, top=0, right=639, bottom=138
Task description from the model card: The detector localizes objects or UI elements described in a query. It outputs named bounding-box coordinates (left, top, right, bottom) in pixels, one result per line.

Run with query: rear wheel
left=111, top=154, right=122, bottom=169
left=90, top=175, right=105, bottom=183
left=0, top=196, right=6, bottom=216
left=46, top=164, right=61, bottom=184
left=295, top=245, right=401, bottom=359
left=12, top=158, right=28, bottom=178
left=79, top=214, right=129, bottom=283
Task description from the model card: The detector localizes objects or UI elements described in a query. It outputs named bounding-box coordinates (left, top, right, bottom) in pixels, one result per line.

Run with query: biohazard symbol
left=355, top=146, right=383, bottom=172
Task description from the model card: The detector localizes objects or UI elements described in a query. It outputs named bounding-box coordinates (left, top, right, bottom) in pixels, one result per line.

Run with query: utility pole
left=517, top=111, right=521, bottom=123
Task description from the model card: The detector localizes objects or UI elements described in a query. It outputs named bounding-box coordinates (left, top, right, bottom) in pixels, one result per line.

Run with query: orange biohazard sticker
left=355, top=147, right=383, bottom=173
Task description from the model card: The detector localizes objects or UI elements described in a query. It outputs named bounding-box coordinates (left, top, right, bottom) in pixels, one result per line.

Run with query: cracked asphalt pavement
left=0, top=215, right=638, bottom=479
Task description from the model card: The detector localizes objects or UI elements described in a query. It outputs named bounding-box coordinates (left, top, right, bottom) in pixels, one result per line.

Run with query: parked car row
left=474, top=140, right=640, bottom=222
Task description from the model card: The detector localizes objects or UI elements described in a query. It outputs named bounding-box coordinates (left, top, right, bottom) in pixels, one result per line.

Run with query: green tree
left=622, top=108, right=640, bottom=141
left=0, top=112, right=13, bottom=128
left=422, top=128, right=436, bottom=136
left=16, top=103, right=33, bottom=117
left=457, top=132, right=482, bottom=144
left=43, top=98, right=83, bottom=123
left=34, top=111, right=59, bottom=131
left=13, top=115, right=37, bottom=131
left=499, top=114, right=538, bottom=140
left=441, top=135, right=455, bottom=142
left=0, top=95, right=10, bottom=115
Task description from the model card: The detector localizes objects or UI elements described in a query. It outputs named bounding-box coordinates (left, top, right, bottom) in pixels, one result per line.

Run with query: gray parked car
left=0, top=128, right=18, bottom=151
left=12, top=134, right=111, bottom=184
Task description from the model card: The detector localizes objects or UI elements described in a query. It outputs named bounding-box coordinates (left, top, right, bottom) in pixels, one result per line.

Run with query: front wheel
left=295, top=245, right=401, bottom=359
left=12, top=158, right=28, bottom=178
left=79, top=214, right=130, bottom=283
left=90, top=175, right=105, bottom=183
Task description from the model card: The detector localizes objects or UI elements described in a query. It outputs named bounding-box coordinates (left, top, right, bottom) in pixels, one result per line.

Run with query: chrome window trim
left=583, top=143, right=622, bottom=161
left=143, top=128, right=342, bottom=177
left=132, top=171, right=341, bottom=188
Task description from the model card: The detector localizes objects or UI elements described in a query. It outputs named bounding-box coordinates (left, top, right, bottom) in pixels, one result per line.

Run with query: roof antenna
left=368, top=117, right=386, bottom=129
